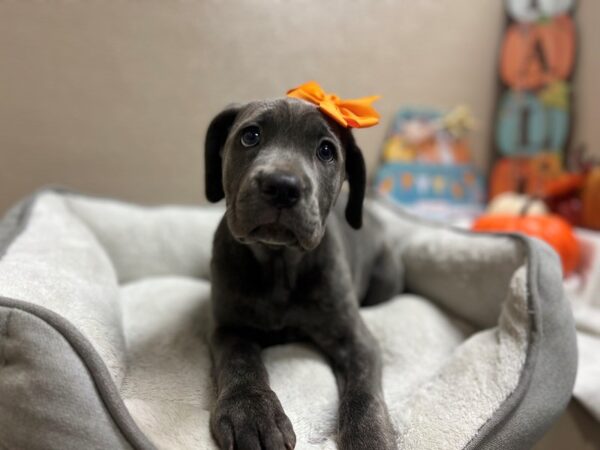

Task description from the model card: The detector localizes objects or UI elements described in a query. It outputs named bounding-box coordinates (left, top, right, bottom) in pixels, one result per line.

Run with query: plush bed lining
left=0, top=189, right=574, bottom=449
left=464, top=238, right=541, bottom=449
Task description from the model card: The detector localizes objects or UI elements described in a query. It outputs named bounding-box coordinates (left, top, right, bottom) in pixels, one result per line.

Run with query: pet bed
left=0, top=189, right=577, bottom=449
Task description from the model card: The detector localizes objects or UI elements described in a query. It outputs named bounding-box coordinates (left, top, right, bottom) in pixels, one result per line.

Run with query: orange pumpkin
left=582, top=168, right=600, bottom=230
left=500, top=15, right=575, bottom=90
left=472, top=214, right=580, bottom=276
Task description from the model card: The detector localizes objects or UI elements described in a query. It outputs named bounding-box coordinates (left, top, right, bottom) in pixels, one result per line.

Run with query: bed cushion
left=0, top=190, right=577, bottom=449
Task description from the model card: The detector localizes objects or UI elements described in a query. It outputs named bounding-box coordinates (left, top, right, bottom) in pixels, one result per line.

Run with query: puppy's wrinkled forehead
left=229, top=98, right=343, bottom=147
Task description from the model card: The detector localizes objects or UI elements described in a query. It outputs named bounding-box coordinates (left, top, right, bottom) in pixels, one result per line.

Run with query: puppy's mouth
left=228, top=191, right=323, bottom=251
left=249, top=222, right=298, bottom=247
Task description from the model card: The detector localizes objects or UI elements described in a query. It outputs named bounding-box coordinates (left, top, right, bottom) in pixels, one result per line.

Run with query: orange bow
left=287, top=81, right=381, bottom=129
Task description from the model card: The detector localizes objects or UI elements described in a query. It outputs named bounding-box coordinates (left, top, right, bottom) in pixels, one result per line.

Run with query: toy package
left=374, top=106, right=485, bottom=222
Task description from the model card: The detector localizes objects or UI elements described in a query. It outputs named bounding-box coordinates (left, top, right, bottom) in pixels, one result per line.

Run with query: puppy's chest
left=230, top=257, right=319, bottom=331
left=242, top=259, right=300, bottom=327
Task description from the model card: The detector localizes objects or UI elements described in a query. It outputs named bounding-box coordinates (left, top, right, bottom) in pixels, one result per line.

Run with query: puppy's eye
left=240, top=126, right=261, bottom=147
left=316, top=141, right=336, bottom=163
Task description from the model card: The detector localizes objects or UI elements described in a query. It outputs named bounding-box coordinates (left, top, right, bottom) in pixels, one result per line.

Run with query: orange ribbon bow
left=287, top=81, right=381, bottom=129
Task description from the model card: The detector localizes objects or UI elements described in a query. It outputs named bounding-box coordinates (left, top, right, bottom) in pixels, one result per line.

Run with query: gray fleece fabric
left=0, top=190, right=577, bottom=449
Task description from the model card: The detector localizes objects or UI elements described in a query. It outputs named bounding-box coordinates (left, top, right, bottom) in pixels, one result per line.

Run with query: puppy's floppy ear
left=204, top=104, right=242, bottom=202
left=342, top=130, right=367, bottom=229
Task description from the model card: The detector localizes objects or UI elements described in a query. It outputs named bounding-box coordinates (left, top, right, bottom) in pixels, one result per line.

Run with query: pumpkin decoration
left=542, top=173, right=585, bottom=198
left=500, top=15, right=575, bottom=90
left=496, top=91, right=547, bottom=156
left=489, top=153, right=564, bottom=199
left=542, top=172, right=586, bottom=226
left=582, top=167, right=600, bottom=230
left=490, top=158, right=531, bottom=198
left=472, top=212, right=580, bottom=276
left=495, top=89, right=570, bottom=157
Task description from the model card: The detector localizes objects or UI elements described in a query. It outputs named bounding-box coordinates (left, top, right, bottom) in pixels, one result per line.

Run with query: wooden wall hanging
left=489, top=0, right=577, bottom=199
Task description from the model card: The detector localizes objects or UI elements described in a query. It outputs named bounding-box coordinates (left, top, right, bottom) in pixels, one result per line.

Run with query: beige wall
left=574, top=1, right=600, bottom=168
left=0, top=1, right=597, bottom=214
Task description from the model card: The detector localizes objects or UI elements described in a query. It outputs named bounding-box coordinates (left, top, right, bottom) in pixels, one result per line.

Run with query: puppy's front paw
left=339, top=392, right=397, bottom=450
left=211, top=389, right=296, bottom=450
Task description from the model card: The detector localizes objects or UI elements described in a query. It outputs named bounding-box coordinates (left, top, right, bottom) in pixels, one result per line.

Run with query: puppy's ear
left=204, top=104, right=242, bottom=202
left=343, top=130, right=367, bottom=229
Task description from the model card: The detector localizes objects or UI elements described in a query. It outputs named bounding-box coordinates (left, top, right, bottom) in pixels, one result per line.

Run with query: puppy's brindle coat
left=206, top=98, right=402, bottom=450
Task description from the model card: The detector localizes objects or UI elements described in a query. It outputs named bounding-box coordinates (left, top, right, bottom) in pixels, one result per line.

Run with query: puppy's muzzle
left=258, top=171, right=302, bottom=209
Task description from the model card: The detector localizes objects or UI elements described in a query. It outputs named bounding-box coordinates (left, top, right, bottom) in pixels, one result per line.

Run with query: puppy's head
left=205, top=98, right=366, bottom=251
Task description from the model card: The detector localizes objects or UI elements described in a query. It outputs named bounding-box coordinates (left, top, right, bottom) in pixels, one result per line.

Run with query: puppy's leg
left=362, top=244, right=404, bottom=306
left=307, top=312, right=397, bottom=450
left=209, top=327, right=296, bottom=450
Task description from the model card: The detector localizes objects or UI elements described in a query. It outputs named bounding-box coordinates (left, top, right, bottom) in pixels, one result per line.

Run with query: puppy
left=205, top=96, right=401, bottom=450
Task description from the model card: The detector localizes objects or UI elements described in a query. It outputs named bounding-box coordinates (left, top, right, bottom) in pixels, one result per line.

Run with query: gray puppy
left=205, top=97, right=402, bottom=450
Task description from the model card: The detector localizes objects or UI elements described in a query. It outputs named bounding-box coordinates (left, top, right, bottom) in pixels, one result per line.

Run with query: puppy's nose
left=258, top=172, right=301, bottom=209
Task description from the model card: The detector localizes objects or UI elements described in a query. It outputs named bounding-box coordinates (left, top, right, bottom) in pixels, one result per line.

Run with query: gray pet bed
left=0, top=190, right=577, bottom=449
